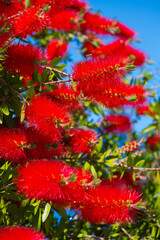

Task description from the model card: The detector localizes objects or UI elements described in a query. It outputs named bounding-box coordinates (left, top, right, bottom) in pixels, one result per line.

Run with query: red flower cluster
left=0, top=0, right=23, bottom=19
left=80, top=178, right=141, bottom=224
left=0, top=226, right=45, bottom=240
left=66, top=128, right=98, bottom=154
left=45, top=40, right=68, bottom=61
left=15, top=160, right=93, bottom=207
left=83, top=39, right=146, bottom=66
left=81, top=12, right=136, bottom=39
left=147, top=136, right=160, bottom=150
left=104, top=114, right=131, bottom=133
left=120, top=140, right=140, bottom=153
left=0, top=128, right=29, bottom=163
left=72, top=56, right=146, bottom=108
left=136, top=104, right=155, bottom=116
left=25, top=95, right=71, bottom=143
left=3, top=44, right=42, bottom=77
left=44, top=84, right=82, bottom=112
left=49, top=10, right=79, bottom=32
left=13, top=7, right=50, bottom=38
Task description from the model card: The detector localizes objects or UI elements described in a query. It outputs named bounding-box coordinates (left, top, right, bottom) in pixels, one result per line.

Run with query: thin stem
left=41, top=65, right=72, bottom=78
left=0, top=182, right=14, bottom=191
left=83, top=235, right=106, bottom=240
left=42, top=79, right=71, bottom=85
left=113, top=162, right=160, bottom=171
left=121, top=227, right=134, bottom=240
left=0, top=77, right=26, bottom=102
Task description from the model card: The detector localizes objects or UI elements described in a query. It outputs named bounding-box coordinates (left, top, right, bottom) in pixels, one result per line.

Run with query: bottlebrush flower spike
left=0, top=128, right=30, bottom=163
left=80, top=181, right=141, bottom=224
left=0, top=32, right=10, bottom=49
left=81, top=12, right=114, bottom=35
left=114, top=21, right=136, bottom=39
left=118, top=140, right=140, bottom=153
left=65, top=0, right=87, bottom=11
left=83, top=39, right=146, bottom=66
left=136, top=104, right=155, bottom=117
left=45, top=39, right=68, bottom=62
left=65, top=128, right=98, bottom=154
left=25, top=95, right=71, bottom=143
left=25, top=128, right=67, bottom=159
left=147, top=136, right=160, bottom=150
left=3, top=44, right=42, bottom=77
left=0, top=0, right=23, bottom=19
left=49, top=10, right=79, bottom=32
left=72, top=56, right=131, bottom=108
left=0, top=226, right=45, bottom=240
left=104, top=114, right=131, bottom=133
left=15, top=160, right=93, bottom=206
left=13, top=6, right=50, bottom=38
left=44, top=84, right=82, bottom=112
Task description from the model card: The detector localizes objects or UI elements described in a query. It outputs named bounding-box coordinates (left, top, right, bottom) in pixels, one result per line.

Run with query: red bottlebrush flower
left=104, top=114, right=131, bottom=133
left=44, top=84, right=82, bottom=112
left=72, top=56, right=130, bottom=108
left=0, top=32, right=10, bottom=49
left=65, top=0, right=87, bottom=11
left=65, top=128, right=98, bottom=154
left=120, top=140, right=140, bottom=153
left=15, top=160, right=93, bottom=206
left=0, top=0, right=23, bottom=19
left=80, top=181, right=141, bottom=224
left=13, top=7, right=50, bottom=38
left=45, top=40, right=68, bottom=62
left=136, top=104, right=155, bottom=117
left=25, top=95, right=71, bottom=143
left=83, top=39, right=146, bottom=66
left=0, top=128, right=30, bottom=163
left=3, top=44, right=42, bottom=77
left=83, top=37, right=104, bottom=57
left=25, top=127, right=67, bottom=159
left=0, top=226, right=45, bottom=240
left=49, top=10, right=79, bottom=32
left=115, top=21, right=136, bottom=39
left=147, top=136, right=160, bottom=150
left=81, top=12, right=113, bottom=35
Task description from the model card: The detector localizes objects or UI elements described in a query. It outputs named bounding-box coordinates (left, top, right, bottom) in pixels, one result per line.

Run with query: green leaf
left=95, top=137, right=103, bottom=152
left=135, top=160, right=145, bottom=167
left=50, top=56, right=62, bottom=67
left=54, top=206, right=68, bottom=220
left=1, top=101, right=9, bottom=116
left=90, top=165, right=97, bottom=178
left=42, top=203, right=51, bottom=222
left=141, top=124, right=157, bottom=133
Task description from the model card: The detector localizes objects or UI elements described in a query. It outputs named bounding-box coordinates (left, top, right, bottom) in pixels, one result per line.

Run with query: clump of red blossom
left=3, top=44, right=42, bottom=77
left=104, top=114, right=132, bottom=133
left=0, top=226, right=45, bottom=240
left=65, top=128, right=98, bottom=154
left=44, top=84, right=82, bottom=112
left=45, top=39, right=68, bottom=62
left=25, top=95, right=71, bottom=143
left=147, top=135, right=160, bottom=151
left=80, top=179, right=141, bottom=224
left=15, top=160, right=93, bottom=207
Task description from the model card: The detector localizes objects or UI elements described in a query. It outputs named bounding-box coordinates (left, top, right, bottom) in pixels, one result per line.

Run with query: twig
left=0, top=182, right=14, bottom=191
left=83, top=235, right=106, bottom=240
left=121, top=227, right=134, bottom=240
left=42, top=79, right=72, bottom=85
left=0, top=77, right=26, bottom=102
left=41, top=65, right=72, bottom=78
left=113, top=162, right=160, bottom=171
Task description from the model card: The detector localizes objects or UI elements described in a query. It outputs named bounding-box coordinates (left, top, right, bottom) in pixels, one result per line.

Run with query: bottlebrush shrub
left=0, top=226, right=45, bottom=240
left=0, top=0, right=159, bottom=238
left=15, top=160, right=93, bottom=207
